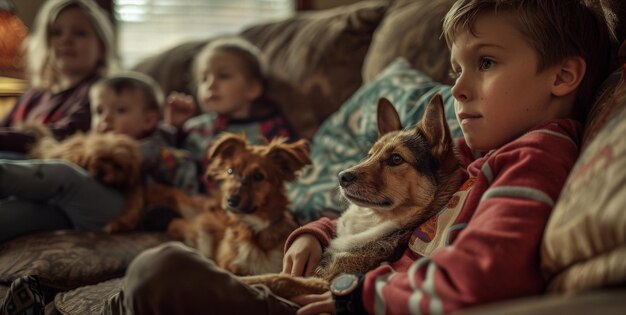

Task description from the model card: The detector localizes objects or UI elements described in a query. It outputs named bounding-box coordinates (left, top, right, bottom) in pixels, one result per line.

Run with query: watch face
left=331, top=273, right=359, bottom=296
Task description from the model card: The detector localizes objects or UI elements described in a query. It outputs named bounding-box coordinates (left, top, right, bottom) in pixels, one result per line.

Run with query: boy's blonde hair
left=90, top=71, right=164, bottom=117
left=26, top=0, right=118, bottom=89
left=443, top=0, right=614, bottom=121
left=192, top=37, right=266, bottom=90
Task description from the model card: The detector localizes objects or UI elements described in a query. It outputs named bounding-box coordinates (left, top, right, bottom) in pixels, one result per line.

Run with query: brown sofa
left=1, top=0, right=626, bottom=314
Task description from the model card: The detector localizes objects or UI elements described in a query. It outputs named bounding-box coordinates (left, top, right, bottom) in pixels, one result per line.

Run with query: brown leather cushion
left=241, top=0, right=389, bottom=139
left=362, top=0, right=456, bottom=85
left=54, top=278, right=123, bottom=315
left=0, top=230, right=169, bottom=291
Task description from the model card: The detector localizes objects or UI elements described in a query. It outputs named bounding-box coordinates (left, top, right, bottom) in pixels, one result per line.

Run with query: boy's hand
left=282, top=234, right=323, bottom=277
left=291, top=291, right=335, bottom=315
left=165, top=91, right=196, bottom=129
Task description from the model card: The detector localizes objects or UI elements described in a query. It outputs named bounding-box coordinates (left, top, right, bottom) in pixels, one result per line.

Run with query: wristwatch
left=330, top=273, right=365, bottom=315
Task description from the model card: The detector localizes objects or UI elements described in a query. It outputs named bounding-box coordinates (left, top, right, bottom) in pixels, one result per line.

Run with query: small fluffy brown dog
left=28, top=129, right=144, bottom=233
left=167, top=133, right=311, bottom=275
left=240, top=94, right=465, bottom=298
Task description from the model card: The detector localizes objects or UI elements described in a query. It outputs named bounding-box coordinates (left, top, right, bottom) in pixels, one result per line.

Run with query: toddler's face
left=49, top=6, right=103, bottom=79
left=449, top=11, right=563, bottom=151
left=90, top=86, right=156, bottom=139
left=196, top=51, right=261, bottom=119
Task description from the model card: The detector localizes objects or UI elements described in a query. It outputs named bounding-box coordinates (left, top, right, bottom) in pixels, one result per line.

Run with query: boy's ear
left=552, top=56, right=586, bottom=97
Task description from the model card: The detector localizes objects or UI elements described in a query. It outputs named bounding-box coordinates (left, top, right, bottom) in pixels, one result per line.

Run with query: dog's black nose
left=339, top=171, right=357, bottom=187
left=227, top=195, right=241, bottom=208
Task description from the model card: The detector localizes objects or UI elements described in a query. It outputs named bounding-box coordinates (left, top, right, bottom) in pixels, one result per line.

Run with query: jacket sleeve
left=361, top=131, right=580, bottom=315
left=284, top=217, right=337, bottom=252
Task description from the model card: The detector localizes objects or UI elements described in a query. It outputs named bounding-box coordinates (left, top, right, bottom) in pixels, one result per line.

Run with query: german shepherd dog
left=165, top=134, right=311, bottom=275
left=240, top=93, right=465, bottom=297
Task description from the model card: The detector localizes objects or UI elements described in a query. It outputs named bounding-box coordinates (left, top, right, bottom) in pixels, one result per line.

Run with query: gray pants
left=0, top=159, right=124, bottom=242
left=104, top=242, right=299, bottom=315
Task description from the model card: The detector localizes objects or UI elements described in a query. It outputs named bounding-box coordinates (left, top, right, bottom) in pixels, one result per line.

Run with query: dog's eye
left=227, top=168, right=235, bottom=175
left=387, top=153, right=405, bottom=166
left=252, top=171, right=264, bottom=181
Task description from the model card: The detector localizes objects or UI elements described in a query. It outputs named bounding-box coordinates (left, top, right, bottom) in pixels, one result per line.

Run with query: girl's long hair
left=25, top=0, right=118, bottom=89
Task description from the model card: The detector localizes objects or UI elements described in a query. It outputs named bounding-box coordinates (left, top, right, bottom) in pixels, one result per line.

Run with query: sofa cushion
left=240, top=0, right=389, bottom=139
left=0, top=230, right=169, bottom=291
left=362, top=0, right=456, bottom=85
left=541, top=66, right=626, bottom=292
left=54, top=277, right=123, bottom=315
left=287, top=57, right=461, bottom=223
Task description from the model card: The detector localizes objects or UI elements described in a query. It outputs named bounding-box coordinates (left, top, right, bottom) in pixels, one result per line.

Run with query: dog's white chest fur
left=233, top=243, right=284, bottom=275
left=329, top=205, right=401, bottom=253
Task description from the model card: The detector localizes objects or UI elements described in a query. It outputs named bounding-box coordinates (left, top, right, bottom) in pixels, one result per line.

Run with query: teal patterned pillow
left=287, top=58, right=460, bottom=223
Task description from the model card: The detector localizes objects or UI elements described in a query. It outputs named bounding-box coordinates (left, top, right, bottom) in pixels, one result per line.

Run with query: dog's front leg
left=239, top=274, right=329, bottom=299
left=103, top=186, right=145, bottom=233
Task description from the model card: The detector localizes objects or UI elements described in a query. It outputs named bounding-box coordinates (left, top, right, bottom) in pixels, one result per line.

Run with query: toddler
left=166, top=37, right=297, bottom=190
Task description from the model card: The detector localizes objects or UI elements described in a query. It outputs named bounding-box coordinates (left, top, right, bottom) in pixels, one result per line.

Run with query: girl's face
left=196, top=51, right=262, bottom=119
left=49, top=6, right=103, bottom=80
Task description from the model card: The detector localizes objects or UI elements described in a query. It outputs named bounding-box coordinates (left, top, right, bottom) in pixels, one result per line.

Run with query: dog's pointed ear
left=266, top=138, right=312, bottom=182
left=205, top=134, right=247, bottom=181
left=418, top=93, right=453, bottom=157
left=377, top=98, right=402, bottom=137
left=207, top=133, right=247, bottom=161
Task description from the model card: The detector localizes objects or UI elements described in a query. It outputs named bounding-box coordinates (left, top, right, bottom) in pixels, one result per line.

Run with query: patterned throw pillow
left=541, top=66, right=626, bottom=292
left=288, top=58, right=460, bottom=223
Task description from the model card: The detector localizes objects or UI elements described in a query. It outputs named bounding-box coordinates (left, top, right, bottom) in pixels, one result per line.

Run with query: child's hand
left=165, top=91, right=196, bottom=129
left=291, top=291, right=335, bottom=315
left=282, top=234, right=322, bottom=277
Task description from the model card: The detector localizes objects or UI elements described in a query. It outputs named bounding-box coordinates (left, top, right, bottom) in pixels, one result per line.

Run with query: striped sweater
left=286, top=118, right=581, bottom=315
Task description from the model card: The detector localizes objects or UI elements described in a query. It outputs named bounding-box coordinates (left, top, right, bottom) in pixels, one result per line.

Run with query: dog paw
left=239, top=274, right=329, bottom=299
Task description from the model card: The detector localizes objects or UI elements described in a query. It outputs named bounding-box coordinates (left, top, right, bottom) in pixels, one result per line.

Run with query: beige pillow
left=362, top=0, right=456, bottom=85
left=541, top=68, right=626, bottom=292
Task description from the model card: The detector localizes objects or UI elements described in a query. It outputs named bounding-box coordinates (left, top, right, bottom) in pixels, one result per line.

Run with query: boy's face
left=449, top=12, right=562, bottom=151
left=90, top=86, right=157, bottom=139
left=196, top=51, right=261, bottom=119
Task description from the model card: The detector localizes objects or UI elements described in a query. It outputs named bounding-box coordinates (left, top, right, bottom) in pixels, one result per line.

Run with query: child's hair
left=90, top=71, right=165, bottom=117
left=26, top=0, right=118, bottom=89
left=192, top=37, right=267, bottom=92
left=442, top=0, right=615, bottom=121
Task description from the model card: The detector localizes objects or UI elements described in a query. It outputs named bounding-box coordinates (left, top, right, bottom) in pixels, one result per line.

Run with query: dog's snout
left=227, top=195, right=241, bottom=208
left=339, top=171, right=357, bottom=187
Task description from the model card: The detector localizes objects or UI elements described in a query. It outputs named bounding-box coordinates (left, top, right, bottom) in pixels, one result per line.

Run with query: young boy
left=89, top=72, right=198, bottom=194
left=103, top=1, right=613, bottom=314
left=0, top=72, right=197, bottom=243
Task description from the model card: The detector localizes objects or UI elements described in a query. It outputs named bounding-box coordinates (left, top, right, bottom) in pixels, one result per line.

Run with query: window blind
left=114, top=0, right=295, bottom=68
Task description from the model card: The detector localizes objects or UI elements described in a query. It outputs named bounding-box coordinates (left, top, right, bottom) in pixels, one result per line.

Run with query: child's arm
left=282, top=217, right=336, bottom=276
left=165, top=92, right=197, bottom=131
left=140, top=140, right=199, bottom=194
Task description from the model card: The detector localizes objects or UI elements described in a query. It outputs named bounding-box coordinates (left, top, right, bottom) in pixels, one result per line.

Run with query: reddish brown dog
left=167, top=134, right=311, bottom=276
